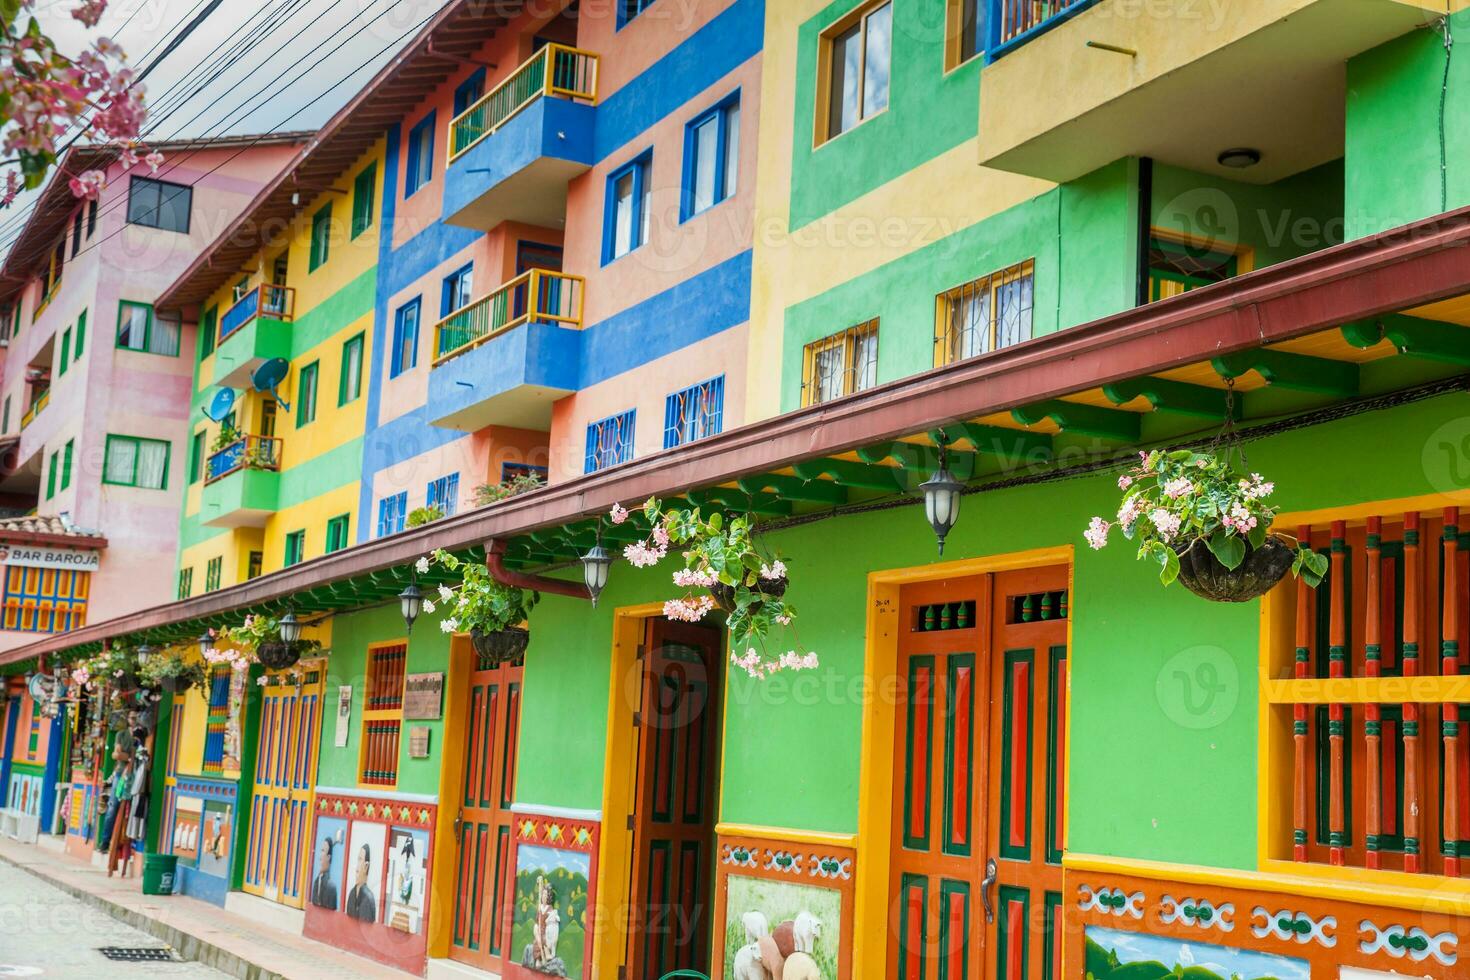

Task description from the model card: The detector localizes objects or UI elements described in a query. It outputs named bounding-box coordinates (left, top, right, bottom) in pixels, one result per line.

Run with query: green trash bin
left=141, top=853, right=177, bottom=895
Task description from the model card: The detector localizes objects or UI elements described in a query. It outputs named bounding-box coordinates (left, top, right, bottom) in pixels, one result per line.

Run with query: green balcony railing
left=448, top=43, right=599, bottom=161
left=432, top=269, right=584, bottom=366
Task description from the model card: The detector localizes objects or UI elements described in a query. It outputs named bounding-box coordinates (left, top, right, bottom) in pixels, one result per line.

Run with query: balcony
left=200, top=434, right=281, bottom=528
left=213, top=285, right=294, bottom=389
left=442, top=44, right=598, bottom=230
left=19, top=389, right=49, bottom=431
left=975, top=0, right=1433, bottom=185
left=426, top=270, right=584, bottom=431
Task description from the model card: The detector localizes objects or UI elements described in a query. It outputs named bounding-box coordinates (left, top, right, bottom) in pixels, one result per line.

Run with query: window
left=338, top=333, right=364, bottom=405
left=284, top=530, right=306, bottom=567
left=502, top=462, right=548, bottom=484
left=803, top=319, right=879, bottom=406
left=946, top=0, right=985, bottom=68
left=377, top=491, right=408, bottom=537
left=405, top=113, right=436, bottom=196
left=604, top=152, right=651, bottom=263
left=3, top=397, right=11, bottom=433
left=116, top=301, right=180, bottom=356
left=205, top=556, right=222, bottom=592
left=247, top=551, right=263, bottom=580
left=683, top=95, right=740, bottom=220
left=309, top=204, right=332, bottom=272
left=351, top=164, right=377, bottom=239
left=934, top=260, right=1034, bottom=367
left=1, top=567, right=89, bottom=633
left=453, top=69, right=485, bottom=117
left=74, top=308, right=86, bottom=358
left=664, top=376, right=724, bottom=448
left=359, top=643, right=408, bottom=786
left=619, top=0, right=656, bottom=27
left=1148, top=235, right=1239, bottom=302
left=585, top=410, right=636, bottom=473
left=820, top=1, right=892, bottom=143
left=201, top=667, right=232, bottom=774
left=177, top=568, right=193, bottom=600
left=57, top=328, right=71, bottom=375
left=126, top=176, right=192, bottom=233
left=391, top=299, right=420, bottom=378
left=296, top=361, right=318, bottom=427
left=60, top=439, right=72, bottom=491
left=86, top=199, right=97, bottom=238
left=45, top=452, right=57, bottom=500
left=198, top=306, right=217, bottom=359
left=441, top=264, right=473, bottom=317
left=189, top=430, right=206, bottom=484
left=103, top=434, right=170, bottom=489
left=325, top=514, right=350, bottom=553
left=70, top=209, right=83, bottom=258
left=426, top=473, right=460, bottom=518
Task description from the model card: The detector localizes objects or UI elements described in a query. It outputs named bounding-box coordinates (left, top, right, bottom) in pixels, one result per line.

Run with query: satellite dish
left=251, top=357, right=292, bottom=411
left=202, top=387, right=237, bottom=423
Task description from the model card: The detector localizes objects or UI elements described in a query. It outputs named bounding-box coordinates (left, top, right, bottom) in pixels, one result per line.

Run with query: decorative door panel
left=449, top=648, right=522, bottom=972
left=626, top=618, right=722, bottom=980
left=244, top=664, right=325, bottom=907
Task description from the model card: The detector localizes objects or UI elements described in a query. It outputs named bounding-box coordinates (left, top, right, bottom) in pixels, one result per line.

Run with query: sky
left=0, top=0, right=455, bottom=261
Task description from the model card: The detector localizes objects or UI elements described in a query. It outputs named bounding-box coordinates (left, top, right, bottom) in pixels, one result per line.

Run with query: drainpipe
left=485, top=539, right=589, bottom=600
left=1136, top=155, right=1154, bottom=308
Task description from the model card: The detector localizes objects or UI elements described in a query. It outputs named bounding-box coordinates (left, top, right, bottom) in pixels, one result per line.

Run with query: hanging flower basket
left=256, top=641, right=302, bottom=671
left=1173, top=534, right=1297, bottom=603
left=470, top=627, right=529, bottom=667
left=709, top=576, right=788, bottom=613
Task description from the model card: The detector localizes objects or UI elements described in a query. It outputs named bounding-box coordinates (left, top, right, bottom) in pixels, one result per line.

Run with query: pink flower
left=1163, top=477, right=1193, bottom=499
left=1117, top=496, right=1144, bottom=531
left=623, top=540, right=666, bottom=568
left=68, top=169, right=105, bottom=200
left=72, top=0, right=108, bottom=28
left=144, top=149, right=164, bottom=173
left=663, top=595, right=715, bottom=622
left=672, top=567, right=717, bottom=588
left=609, top=503, right=629, bottom=525
left=1148, top=508, right=1183, bottom=542
left=775, top=614, right=792, bottom=626
left=0, top=172, right=21, bottom=209
left=759, top=560, right=786, bottom=581
left=652, top=524, right=670, bottom=548
left=1084, top=516, right=1110, bottom=550
left=1117, top=475, right=1133, bottom=490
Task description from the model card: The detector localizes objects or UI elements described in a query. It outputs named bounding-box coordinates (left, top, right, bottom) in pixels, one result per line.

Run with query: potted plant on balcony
left=1084, top=448, right=1329, bottom=601
left=138, top=650, right=208, bottom=694
left=406, top=505, right=444, bottom=528
left=221, top=615, right=320, bottom=671
left=473, top=472, right=545, bottom=506
left=210, top=423, right=243, bottom=453
left=418, top=550, right=538, bottom=666
left=612, top=499, right=817, bottom=679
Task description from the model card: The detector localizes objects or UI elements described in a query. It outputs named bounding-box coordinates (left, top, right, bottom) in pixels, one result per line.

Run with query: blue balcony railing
left=205, top=434, right=282, bottom=484
left=219, top=284, right=295, bottom=344
left=987, top=0, right=1101, bottom=62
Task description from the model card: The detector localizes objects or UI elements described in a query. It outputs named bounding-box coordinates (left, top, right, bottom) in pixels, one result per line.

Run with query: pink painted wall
left=0, top=141, right=298, bottom=651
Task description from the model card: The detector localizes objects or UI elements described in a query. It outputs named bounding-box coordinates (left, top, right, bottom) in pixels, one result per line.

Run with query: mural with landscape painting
left=511, top=844, right=590, bottom=978
left=723, top=875, right=840, bottom=980
left=1085, top=927, right=1310, bottom=980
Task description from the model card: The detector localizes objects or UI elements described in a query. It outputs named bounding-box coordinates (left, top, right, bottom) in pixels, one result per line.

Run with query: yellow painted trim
left=1273, top=490, right=1470, bottom=530
left=713, top=823, right=858, bottom=849
left=853, top=544, right=1075, bottom=980
left=427, top=633, right=473, bottom=960
left=1065, top=851, right=1470, bottom=917
left=592, top=601, right=665, bottom=980
left=1263, top=675, right=1470, bottom=704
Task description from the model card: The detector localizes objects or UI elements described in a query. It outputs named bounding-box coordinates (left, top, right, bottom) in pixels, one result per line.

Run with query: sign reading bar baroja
left=0, top=545, right=101, bottom=571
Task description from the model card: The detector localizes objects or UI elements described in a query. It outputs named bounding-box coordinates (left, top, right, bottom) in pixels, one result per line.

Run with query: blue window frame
left=681, top=93, right=740, bottom=221
left=405, top=112, right=436, bottom=197
left=585, top=410, right=636, bottom=473
left=663, top=376, right=724, bottom=449
left=441, top=263, right=474, bottom=317
left=602, top=151, right=651, bottom=265
left=617, top=0, right=657, bottom=28
left=376, top=491, right=408, bottom=537
left=427, top=472, right=461, bottom=517
left=453, top=68, right=486, bottom=117
left=391, top=298, right=420, bottom=378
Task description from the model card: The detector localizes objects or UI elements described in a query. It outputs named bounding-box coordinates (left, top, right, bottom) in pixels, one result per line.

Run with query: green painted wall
left=789, top=0, right=982, bottom=229
left=1346, top=14, right=1470, bottom=239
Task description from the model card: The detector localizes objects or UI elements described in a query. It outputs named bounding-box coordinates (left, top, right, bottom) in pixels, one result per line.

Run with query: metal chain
left=1207, top=377, right=1249, bottom=468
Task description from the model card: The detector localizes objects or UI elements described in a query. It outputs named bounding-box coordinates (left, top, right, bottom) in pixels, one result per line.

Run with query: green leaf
left=1247, top=523, right=1267, bottom=552
left=1206, top=529, right=1246, bottom=571
left=1159, top=548, right=1181, bottom=586
left=707, top=511, right=722, bottom=532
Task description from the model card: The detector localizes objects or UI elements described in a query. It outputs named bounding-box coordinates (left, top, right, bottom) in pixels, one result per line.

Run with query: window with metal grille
left=663, top=376, right=724, bottom=449
left=360, top=643, right=407, bottom=787
left=585, top=410, right=636, bottom=473
left=1266, top=507, right=1470, bottom=882
left=1148, top=235, right=1239, bottom=302
left=802, top=319, right=878, bottom=407
left=426, top=473, right=460, bottom=517
left=177, top=568, right=192, bottom=600
left=377, top=492, right=408, bottom=538
left=934, top=260, right=1033, bottom=367
left=204, top=556, right=222, bottom=592
left=5, top=568, right=90, bottom=633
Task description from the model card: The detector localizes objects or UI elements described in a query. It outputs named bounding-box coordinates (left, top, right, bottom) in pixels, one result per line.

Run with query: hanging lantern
left=919, top=450, right=964, bottom=555
left=581, top=542, right=613, bottom=608
left=135, top=644, right=153, bottom=666
left=278, top=611, right=304, bottom=645
left=197, top=631, right=213, bottom=655
left=399, top=582, right=424, bottom=633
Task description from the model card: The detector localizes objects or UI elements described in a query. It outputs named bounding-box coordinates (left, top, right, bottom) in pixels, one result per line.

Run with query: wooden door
left=243, top=662, right=326, bottom=908
left=888, top=567, right=1069, bottom=980
left=448, top=647, right=523, bottom=971
left=625, top=618, right=723, bottom=980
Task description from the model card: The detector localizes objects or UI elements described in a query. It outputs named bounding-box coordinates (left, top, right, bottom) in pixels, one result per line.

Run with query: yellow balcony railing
left=432, top=270, right=584, bottom=366
left=449, top=43, right=600, bottom=162
left=20, top=388, right=50, bottom=430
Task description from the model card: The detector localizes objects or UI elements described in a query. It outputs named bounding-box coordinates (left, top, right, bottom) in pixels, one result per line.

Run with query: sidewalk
left=0, top=836, right=417, bottom=980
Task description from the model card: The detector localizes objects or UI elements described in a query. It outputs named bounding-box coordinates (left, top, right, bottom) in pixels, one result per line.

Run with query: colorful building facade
left=9, top=3, right=1470, bottom=980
